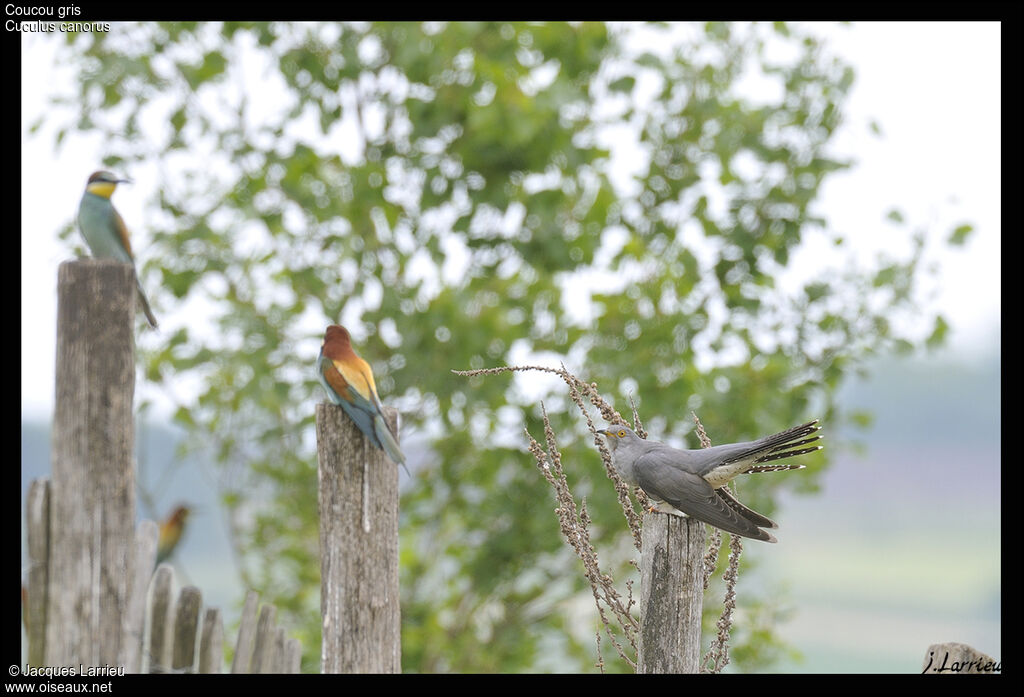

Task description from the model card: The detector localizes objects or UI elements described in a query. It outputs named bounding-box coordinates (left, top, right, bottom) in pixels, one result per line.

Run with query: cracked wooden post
left=316, top=403, right=401, bottom=673
left=47, top=259, right=137, bottom=667
left=637, top=513, right=704, bottom=673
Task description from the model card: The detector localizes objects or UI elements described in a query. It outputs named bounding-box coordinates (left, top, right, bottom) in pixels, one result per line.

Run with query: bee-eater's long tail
left=135, top=279, right=158, bottom=328
left=374, top=413, right=409, bottom=476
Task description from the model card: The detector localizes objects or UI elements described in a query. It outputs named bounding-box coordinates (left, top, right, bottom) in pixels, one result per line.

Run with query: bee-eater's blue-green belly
left=78, top=193, right=132, bottom=263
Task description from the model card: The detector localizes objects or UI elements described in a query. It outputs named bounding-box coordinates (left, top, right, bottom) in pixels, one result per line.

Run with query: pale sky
left=20, top=21, right=1001, bottom=420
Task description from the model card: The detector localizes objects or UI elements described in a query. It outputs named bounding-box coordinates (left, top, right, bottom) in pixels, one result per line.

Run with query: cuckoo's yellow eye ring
left=618, top=429, right=626, bottom=437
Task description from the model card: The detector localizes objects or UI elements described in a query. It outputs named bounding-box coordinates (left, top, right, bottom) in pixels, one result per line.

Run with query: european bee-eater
left=317, top=324, right=408, bottom=474
left=77, top=171, right=158, bottom=328
left=156, top=504, right=192, bottom=565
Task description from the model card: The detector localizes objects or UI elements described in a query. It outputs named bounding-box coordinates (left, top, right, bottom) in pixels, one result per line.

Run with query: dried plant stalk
left=702, top=527, right=723, bottom=592
left=703, top=535, right=742, bottom=673
left=525, top=403, right=639, bottom=669
left=456, top=366, right=749, bottom=675
left=457, top=365, right=644, bottom=669
left=694, top=412, right=723, bottom=590
left=455, top=364, right=644, bottom=548
left=692, top=411, right=741, bottom=674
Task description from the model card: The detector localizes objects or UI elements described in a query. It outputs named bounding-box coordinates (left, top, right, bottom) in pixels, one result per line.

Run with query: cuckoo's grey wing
left=633, top=450, right=776, bottom=543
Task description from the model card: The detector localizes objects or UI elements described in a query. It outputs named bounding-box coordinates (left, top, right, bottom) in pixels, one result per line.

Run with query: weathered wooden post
left=250, top=603, right=277, bottom=673
left=198, top=608, right=224, bottom=673
left=25, top=478, right=51, bottom=667
left=230, top=591, right=260, bottom=672
left=316, top=404, right=401, bottom=673
left=148, top=565, right=175, bottom=673
left=171, top=587, right=203, bottom=672
left=119, top=520, right=158, bottom=672
left=637, top=514, right=705, bottom=673
left=46, top=259, right=138, bottom=666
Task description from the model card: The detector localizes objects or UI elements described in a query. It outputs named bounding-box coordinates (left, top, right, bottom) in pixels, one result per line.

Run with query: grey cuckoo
left=597, top=420, right=822, bottom=542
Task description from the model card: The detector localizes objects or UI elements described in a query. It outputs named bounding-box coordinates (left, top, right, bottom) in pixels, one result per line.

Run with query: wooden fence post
left=637, top=513, right=705, bottom=673
left=250, top=604, right=277, bottom=673
left=25, top=478, right=51, bottom=667
left=230, top=591, right=260, bottom=672
left=119, top=520, right=158, bottom=672
left=284, top=637, right=303, bottom=673
left=148, top=565, right=175, bottom=673
left=199, top=608, right=224, bottom=673
left=171, top=587, right=203, bottom=672
left=316, top=404, right=401, bottom=673
left=46, top=259, right=137, bottom=667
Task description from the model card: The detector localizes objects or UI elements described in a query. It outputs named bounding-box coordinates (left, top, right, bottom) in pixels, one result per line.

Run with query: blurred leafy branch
left=42, top=21, right=962, bottom=672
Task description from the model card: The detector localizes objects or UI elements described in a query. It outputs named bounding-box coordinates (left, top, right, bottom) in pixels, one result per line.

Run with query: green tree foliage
left=47, top=21, right=949, bottom=672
